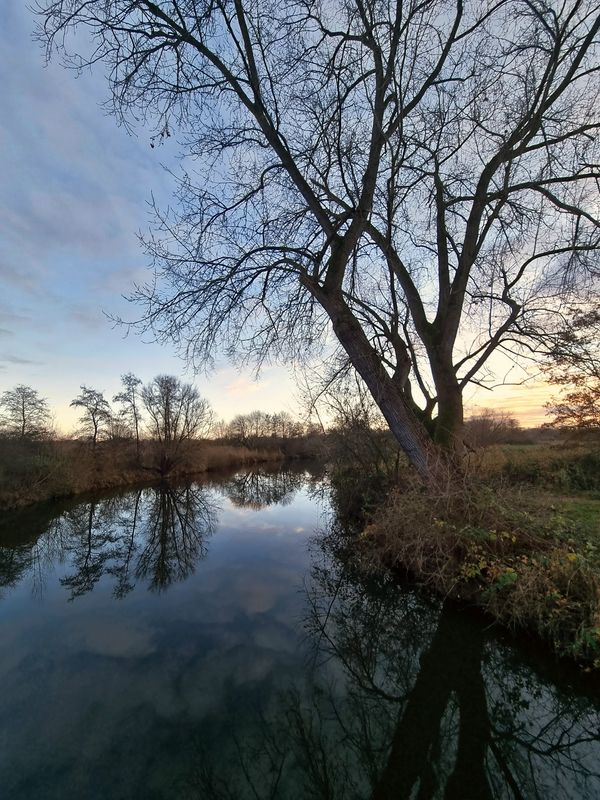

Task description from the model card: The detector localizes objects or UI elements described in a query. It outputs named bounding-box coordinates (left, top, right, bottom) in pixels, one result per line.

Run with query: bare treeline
left=217, top=410, right=310, bottom=444
left=0, top=374, right=310, bottom=446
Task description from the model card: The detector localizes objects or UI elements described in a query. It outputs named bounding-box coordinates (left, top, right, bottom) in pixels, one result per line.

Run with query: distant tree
left=226, top=410, right=303, bottom=443
left=545, top=310, right=600, bottom=430
left=70, top=386, right=112, bottom=447
left=0, top=384, right=51, bottom=440
left=270, top=411, right=302, bottom=439
left=245, top=410, right=272, bottom=440
left=464, top=409, right=523, bottom=448
left=211, top=417, right=229, bottom=440
left=141, top=375, right=212, bottom=471
left=113, top=372, right=143, bottom=456
left=107, top=414, right=132, bottom=442
left=227, top=414, right=250, bottom=444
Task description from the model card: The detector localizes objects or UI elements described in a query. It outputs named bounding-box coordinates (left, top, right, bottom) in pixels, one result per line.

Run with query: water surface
left=1, top=466, right=599, bottom=799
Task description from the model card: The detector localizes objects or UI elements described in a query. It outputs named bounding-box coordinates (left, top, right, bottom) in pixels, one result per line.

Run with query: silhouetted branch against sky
left=35, top=1, right=600, bottom=469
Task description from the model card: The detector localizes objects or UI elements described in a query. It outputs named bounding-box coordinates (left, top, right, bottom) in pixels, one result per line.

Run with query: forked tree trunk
left=316, top=290, right=437, bottom=480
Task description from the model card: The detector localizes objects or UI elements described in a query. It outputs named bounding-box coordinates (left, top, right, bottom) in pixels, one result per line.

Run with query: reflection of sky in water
left=1, top=470, right=599, bottom=800
left=0, top=476, right=323, bottom=799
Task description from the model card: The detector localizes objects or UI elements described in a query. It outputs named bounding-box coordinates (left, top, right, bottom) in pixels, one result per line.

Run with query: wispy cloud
left=226, top=376, right=267, bottom=397
left=1, top=354, right=44, bottom=366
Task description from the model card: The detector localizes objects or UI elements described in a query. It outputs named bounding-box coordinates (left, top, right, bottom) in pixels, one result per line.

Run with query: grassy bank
left=356, top=443, right=600, bottom=667
left=0, top=438, right=292, bottom=510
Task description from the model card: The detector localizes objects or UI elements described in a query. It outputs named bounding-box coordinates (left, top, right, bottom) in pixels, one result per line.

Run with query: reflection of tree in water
left=52, top=485, right=218, bottom=598
left=190, top=529, right=600, bottom=800
left=136, top=485, right=216, bottom=592
left=0, top=466, right=319, bottom=599
left=0, top=514, right=66, bottom=600
left=0, top=541, right=52, bottom=601
left=223, top=469, right=306, bottom=510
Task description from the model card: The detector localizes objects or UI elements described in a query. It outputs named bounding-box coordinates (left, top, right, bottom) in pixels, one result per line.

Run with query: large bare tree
left=37, top=0, right=600, bottom=477
left=141, top=374, right=212, bottom=471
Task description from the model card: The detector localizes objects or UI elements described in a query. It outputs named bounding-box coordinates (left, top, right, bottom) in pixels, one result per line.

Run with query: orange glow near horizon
left=466, top=380, right=554, bottom=427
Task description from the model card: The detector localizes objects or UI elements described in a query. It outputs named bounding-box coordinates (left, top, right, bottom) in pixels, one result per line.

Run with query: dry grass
left=360, top=472, right=600, bottom=665
left=0, top=438, right=287, bottom=510
left=469, top=442, right=600, bottom=492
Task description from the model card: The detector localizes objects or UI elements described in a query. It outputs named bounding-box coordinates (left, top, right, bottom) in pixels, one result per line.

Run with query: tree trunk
left=316, top=289, right=436, bottom=480
left=432, top=369, right=464, bottom=451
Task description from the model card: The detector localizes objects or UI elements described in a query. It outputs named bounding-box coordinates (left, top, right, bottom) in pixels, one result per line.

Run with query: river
left=0, top=464, right=599, bottom=799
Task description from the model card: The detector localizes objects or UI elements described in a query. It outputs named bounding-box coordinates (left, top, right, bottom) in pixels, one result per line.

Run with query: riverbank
left=0, top=438, right=298, bottom=511
left=357, top=443, right=600, bottom=667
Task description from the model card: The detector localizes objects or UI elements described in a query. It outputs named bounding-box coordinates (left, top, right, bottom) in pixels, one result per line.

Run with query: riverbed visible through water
left=1, top=465, right=599, bottom=799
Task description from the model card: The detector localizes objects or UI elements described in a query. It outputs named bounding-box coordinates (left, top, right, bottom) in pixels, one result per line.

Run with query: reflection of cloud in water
left=68, top=618, right=157, bottom=659
left=230, top=574, right=279, bottom=614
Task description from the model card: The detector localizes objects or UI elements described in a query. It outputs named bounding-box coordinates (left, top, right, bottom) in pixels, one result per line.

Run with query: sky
left=0, top=3, right=552, bottom=433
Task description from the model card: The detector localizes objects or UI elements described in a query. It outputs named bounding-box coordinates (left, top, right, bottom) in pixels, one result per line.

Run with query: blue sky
left=0, top=3, right=299, bottom=432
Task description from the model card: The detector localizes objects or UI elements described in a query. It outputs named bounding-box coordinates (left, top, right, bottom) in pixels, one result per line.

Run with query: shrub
left=360, top=477, right=600, bottom=664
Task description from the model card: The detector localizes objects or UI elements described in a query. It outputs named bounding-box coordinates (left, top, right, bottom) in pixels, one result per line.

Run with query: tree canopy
left=37, top=0, right=600, bottom=476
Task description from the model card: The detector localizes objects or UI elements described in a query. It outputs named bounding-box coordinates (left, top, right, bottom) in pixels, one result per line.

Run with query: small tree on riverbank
left=113, top=372, right=143, bottom=457
left=70, top=386, right=112, bottom=448
left=0, top=384, right=51, bottom=440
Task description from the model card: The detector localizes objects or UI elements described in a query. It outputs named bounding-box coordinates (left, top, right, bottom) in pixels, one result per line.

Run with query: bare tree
left=70, top=385, right=112, bottom=447
left=225, top=410, right=303, bottom=442
left=0, top=384, right=51, bottom=440
left=464, top=408, right=522, bottom=447
left=270, top=411, right=303, bottom=439
left=37, top=1, right=600, bottom=478
left=113, top=372, right=143, bottom=456
left=141, top=374, right=212, bottom=471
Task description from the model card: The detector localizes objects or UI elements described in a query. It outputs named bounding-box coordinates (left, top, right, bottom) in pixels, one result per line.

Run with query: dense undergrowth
left=339, top=442, right=600, bottom=667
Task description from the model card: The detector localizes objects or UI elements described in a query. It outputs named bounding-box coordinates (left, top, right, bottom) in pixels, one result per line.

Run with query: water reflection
left=0, top=467, right=312, bottom=600
left=0, top=485, right=219, bottom=599
left=0, top=513, right=64, bottom=600
left=0, top=469, right=599, bottom=800
left=59, top=485, right=219, bottom=597
left=190, top=529, right=600, bottom=800
left=223, top=468, right=307, bottom=510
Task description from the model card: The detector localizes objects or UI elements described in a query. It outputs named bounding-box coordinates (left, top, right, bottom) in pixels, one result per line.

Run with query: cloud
left=226, top=376, right=269, bottom=397
left=0, top=354, right=43, bottom=366
left=0, top=303, right=32, bottom=326
left=0, top=258, right=46, bottom=296
left=0, top=328, right=13, bottom=337
left=67, top=305, right=111, bottom=332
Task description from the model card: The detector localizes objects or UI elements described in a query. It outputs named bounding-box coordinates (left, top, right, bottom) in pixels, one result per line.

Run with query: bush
left=360, top=477, right=600, bottom=665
